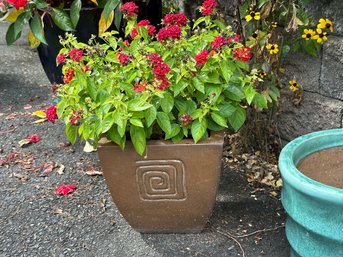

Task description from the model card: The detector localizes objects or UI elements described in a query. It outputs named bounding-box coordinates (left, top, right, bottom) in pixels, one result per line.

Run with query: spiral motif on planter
left=136, top=160, right=186, bottom=201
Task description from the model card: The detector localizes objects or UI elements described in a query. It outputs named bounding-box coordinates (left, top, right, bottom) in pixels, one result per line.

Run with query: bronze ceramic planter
left=97, top=132, right=224, bottom=233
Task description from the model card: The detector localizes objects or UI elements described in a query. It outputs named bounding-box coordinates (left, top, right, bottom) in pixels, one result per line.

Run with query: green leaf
left=244, top=85, right=257, bottom=105
left=192, top=77, right=205, bottom=93
left=51, top=8, right=74, bottom=31
left=114, top=5, right=122, bottom=30
left=101, top=113, right=115, bottom=133
left=207, top=117, right=226, bottom=131
left=165, top=124, right=181, bottom=140
left=211, top=112, right=228, bottom=128
left=193, top=16, right=206, bottom=28
left=104, top=0, right=120, bottom=22
left=130, top=125, right=146, bottom=155
left=218, top=104, right=236, bottom=118
left=156, top=112, right=171, bottom=135
left=229, top=106, right=246, bottom=131
left=108, top=126, right=126, bottom=150
left=6, top=12, right=29, bottom=45
left=161, top=92, right=174, bottom=113
left=127, top=99, right=152, bottom=111
left=30, top=13, right=47, bottom=45
left=129, top=118, right=143, bottom=127
left=70, top=0, right=82, bottom=28
left=173, top=80, right=188, bottom=97
left=225, top=86, right=245, bottom=101
left=66, top=123, right=77, bottom=144
left=191, top=119, right=208, bottom=143
left=144, top=106, right=157, bottom=127
left=35, top=0, right=48, bottom=9
left=253, top=94, right=268, bottom=108
left=220, top=59, right=234, bottom=83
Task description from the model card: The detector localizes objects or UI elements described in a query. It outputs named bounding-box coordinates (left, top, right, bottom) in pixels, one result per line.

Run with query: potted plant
left=52, top=0, right=273, bottom=233
left=0, top=0, right=162, bottom=84
left=278, top=129, right=343, bottom=257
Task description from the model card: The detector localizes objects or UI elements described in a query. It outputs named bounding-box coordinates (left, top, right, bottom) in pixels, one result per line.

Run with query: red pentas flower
left=147, top=53, right=163, bottom=66
left=179, top=113, right=193, bottom=126
left=6, top=0, right=27, bottom=10
left=153, top=63, right=171, bottom=79
left=46, top=105, right=58, bottom=123
left=200, top=0, right=217, bottom=16
left=228, top=34, right=241, bottom=43
left=163, top=13, right=188, bottom=27
left=68, top=48, right=83, bottom=62
left=118, top=52, right=131, bottom=66
left=157, top=25, right=182, bottom=42
left=69, top=110, right=83, bottom=125
left=194, top=50, right=210, bottom=67
left=27, top=134, right=40, bottom=143
left=233, top=46, right=251, bottom=62
left=64, top=69, right=75, bottom=84
left=121, top=1, right=139, bottom=17
left=55, top=184, right=77, bottom=195
left=211, top=35, right=227, bottom=51
left=56, top=53, right=66, bottom=65
left=132, top=20, right=156, bottom=39
left=153, top=77, right=170, bottom=91
left=134, top=81, right=147, bottom=93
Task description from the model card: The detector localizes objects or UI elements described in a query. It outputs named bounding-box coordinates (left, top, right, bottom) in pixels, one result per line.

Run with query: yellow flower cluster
left=245, top=8, right=261, bottom=22
left=302, top=18, right=333, bottom=43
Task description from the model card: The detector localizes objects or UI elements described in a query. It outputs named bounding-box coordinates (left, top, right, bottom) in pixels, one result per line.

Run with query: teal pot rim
left=279, top=128, right=343, bottom=204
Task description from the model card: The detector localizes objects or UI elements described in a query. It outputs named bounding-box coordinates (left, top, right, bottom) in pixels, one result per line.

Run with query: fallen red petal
left=55, top=184, right=77, bottom=195
left=27, top=134, right=40, bottom=143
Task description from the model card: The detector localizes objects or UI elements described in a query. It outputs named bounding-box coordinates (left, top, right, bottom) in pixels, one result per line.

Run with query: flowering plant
left=0, top=0, right=121, bottom=46
left=56, top=0, right=275, bottom=155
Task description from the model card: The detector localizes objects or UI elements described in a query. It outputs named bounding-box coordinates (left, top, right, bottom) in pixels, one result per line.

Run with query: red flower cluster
left=228, top=34, right=241, bottom=43
left=80, top=65, right=90, bottom=73
left=6, top=0, right=27, bottom=10
left=210, top=35, right=227, bottom=51
left=194, top=50, right=210, bottom=67
left=179, top=113, right=193, bottom=126
left=27, top=134, right=40, bottom=143
left=200, top=0, right=217, bottom=16
left=68, top=48, right=83, bottom=62
left=46, top=105, right=58, bottom=123
left=134, top=81, right=147, bottom=93
left=64, top=69, right=75, bottom=84
left=69, top=110, right=82, bottom=125
left=57, top=53, right=65, bottom=65
left=153, top=63, right=171, bottom=80
left=55, top=184, right=77, bottom=195
left=147, top=53, right=163, bottom=66
left=157, top=25, right=182, bottom=42
left=147, top=53, right=170, bottom=90
left=131, top=20, right=156, bottom=39
left=233, top=46, right=251, bottom=62
left=121, top=1, right=138, bottom=17
left=118, top=52, right=131, bottom=66
left=163, top=13, right=188, bottom=27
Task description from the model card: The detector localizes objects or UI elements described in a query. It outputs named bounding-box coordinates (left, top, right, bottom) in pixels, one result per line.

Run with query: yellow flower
left=313, top=28, right=328, bottom=43
left=317, top=18, right=333, bottom=32
left=258, top=70, right=267, bottom=79
left=245, top=10, right=261, bottom=22
left=271, top=21, right=278, bottom=28
left=289, top=80, right=299, bottom=92
left=302, top=29, right=315, bottom=40
left=266, top=43, right=279, bottom=54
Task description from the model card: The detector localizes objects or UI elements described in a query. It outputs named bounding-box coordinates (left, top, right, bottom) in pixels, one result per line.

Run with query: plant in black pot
left=0, top=0, right=162, bottom=84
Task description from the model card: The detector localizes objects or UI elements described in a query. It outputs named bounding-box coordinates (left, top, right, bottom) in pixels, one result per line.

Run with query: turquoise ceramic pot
left=278, top=129, right=343, bottom=257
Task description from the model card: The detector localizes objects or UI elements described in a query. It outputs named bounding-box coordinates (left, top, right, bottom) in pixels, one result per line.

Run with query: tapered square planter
left=97, top=131, right=224, bottom=233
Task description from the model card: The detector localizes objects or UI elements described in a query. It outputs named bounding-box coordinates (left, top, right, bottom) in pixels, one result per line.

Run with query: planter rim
left=98, top=131, right=224, bottom=148
left=279, top=128, right=343, bottom=203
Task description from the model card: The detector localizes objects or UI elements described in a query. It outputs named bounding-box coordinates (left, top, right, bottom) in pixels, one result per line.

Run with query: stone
left=277, top=90, right=343, bottom=141
left=320, top=36, right=343, bottom=100
left=283, top=52, right=321, bottom=93
left=301, top=0, right=343, bottom=35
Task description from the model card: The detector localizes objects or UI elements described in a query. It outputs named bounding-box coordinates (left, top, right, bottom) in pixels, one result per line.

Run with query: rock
left=320, top=36, right=343, bottom=100
left=277, top=90, right=343, bottom=141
